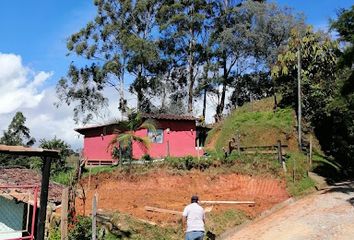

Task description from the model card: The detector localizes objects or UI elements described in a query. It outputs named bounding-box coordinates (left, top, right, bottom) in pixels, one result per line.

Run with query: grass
left=205, top=98, right=294, bottom=153
left=285, top=152, right=316, bottom=196
left=83, top=165, right=118, bottom=177
left=52, top=169, right=74, bottom=185
left=205, top=97, right=316, bottom=196
left=94, top=209, right=249, bottom=240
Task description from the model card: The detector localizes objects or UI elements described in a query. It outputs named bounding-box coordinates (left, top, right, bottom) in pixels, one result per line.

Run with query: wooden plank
left=239, top=144, right=288, bottom=150
left=243, top=150, right=278, bottom=155
left=61, top=188, right=69, bottom=240
left=200, top=200, right=255, bottom=205
left=145, top=206, right=182, bottom=215
left=92, top=194, right=97, bottom=240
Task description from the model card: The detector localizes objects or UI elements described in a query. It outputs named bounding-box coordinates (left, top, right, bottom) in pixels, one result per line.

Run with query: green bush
left=48, top=227, right=61, bottom=240
left=69, top=216, right=92, bottom=240
left=165, top=155, right=213, bottom=170
left=142, top=154, right=152, bottom=161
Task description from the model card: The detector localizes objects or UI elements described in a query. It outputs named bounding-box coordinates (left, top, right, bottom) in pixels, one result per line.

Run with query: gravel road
left=222, top=181, right=354, bottom=240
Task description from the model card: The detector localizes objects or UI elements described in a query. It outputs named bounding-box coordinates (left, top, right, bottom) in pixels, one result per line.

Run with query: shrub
left=142, top=154, right=152, bottom=161
left=166, top=155, right=213, bottom=170
left=69, top=216, right=92, bottom=240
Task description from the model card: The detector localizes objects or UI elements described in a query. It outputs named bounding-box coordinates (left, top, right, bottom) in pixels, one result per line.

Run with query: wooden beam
left=0, top=144, right=60, bottom=158
left=144, top=206, right=182, bottom=215
left=200, top=200, right=255, bottom=205
left=36, top=157, right=52, bottom=240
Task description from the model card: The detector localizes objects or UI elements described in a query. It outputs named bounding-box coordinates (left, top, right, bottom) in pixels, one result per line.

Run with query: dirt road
left=222, top=181, right=354, bottom=240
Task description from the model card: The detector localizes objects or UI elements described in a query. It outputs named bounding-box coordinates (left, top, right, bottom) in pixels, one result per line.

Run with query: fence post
left=236, top=132, right=241, bottom=154
left=88, top=164, right=92, bottom=190
left=277, top=140, right=282, bottom=164
left=92, top=193, right=97, bottom=240
left=309, top=135, right=313, bottom=167
left=61, top=188, right=69, bottom=240
left=167, top=140, right=170, bottom=157
left=197, top=138, right=200, bottom=160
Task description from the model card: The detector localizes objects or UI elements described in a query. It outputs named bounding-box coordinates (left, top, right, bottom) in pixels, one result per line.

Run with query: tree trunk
left=202, top=88, right=207, bottom=119
left=187, top=3, right=195, bottom=114
left=215, top=55, right=228, bottom=121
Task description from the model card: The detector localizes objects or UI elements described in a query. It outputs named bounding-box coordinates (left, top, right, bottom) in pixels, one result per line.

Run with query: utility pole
left=297, top=48, right=302, bottom=149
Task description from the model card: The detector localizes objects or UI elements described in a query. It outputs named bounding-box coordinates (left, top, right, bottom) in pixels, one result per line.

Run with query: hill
left=206, top=97, right=298, bottom=152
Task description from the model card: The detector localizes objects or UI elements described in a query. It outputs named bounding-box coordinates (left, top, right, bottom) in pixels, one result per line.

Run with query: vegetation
left=56, top=0, right=304, bottom=122
left=109, top=110, right=157, bottom=165
left=39, top=137, right=73, bottom=174
left=0, top=112, right=36, bottom=167
left=271, top=6, right=354, bottom=176
left=206, top=98, right=294, bottom=153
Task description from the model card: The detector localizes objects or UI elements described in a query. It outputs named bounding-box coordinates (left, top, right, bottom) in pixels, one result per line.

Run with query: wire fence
left=0, top=185, right=38, bottom=240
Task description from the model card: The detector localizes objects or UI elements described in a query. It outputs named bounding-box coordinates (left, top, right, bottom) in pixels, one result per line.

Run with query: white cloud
left=0, top=53, right=82, bottom=149
left=0, top=52, right=227, bottom=151
left=0, top=53, right=53, bottom=114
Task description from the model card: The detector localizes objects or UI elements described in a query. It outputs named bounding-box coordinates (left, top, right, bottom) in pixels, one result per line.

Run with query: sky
left=0, top=0, right=353, bottom=150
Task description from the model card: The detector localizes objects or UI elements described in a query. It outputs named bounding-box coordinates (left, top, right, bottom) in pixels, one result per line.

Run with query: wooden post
left=37, top=157, right=52, bottom=240
left=236, top=132, right=241, bottom=154
left=61, top=188, right=69, bottom=240
left=167, top=140, right=170, bottom=157
left=88, top=164, right=92, bottom=190
left=309, top=135, right=313, bottom=167
left=92, top=194, right=97, bottom=240
left=197, top=138, right=200, bottom=160
left=277, top=140, right=282, bottom=164
left=298, top=48, right=302, bottom=149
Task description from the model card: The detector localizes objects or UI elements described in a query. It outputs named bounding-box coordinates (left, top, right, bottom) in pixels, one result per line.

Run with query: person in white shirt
left=182, top=195, right=205, bottom=240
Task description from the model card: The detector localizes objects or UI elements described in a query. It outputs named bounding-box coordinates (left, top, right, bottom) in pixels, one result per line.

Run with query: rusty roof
left=0, top=168, right=63, bottom=205
left=0, top=145, right=60, bottom=158
left=75, top=113, right=197, bottom=134
left=141, top=113, right=196, bottom=121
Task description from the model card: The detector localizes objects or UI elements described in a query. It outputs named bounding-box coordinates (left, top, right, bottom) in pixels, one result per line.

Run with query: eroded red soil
left=76, top=170, right=289, bottom=224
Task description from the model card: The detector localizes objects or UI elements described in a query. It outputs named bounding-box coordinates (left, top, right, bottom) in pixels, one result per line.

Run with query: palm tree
left=109, top=110, right=157, bottom=166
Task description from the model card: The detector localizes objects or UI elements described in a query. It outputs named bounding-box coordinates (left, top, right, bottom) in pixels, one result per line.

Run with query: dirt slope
left=76, top=170, right=288, bottom=225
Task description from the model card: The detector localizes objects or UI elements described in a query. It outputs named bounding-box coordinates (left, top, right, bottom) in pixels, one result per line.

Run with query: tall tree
left=39, top=137, right=72, bottom=174
left=0, top=112, right=36, bottom=167
left=157, top=0, right=210, bottom=113
left=211, top=0, right=303, bottom=120
left=56, top=0, right=160, bottom=123
left=272, top=27, right=338, bottom=125
left=322, top=5, right=354, bottom=173
left=0, top=112, right=35, bottom=146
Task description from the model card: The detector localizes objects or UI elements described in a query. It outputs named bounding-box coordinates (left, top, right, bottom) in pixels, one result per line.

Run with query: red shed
left=75, top=114, right=205, bottom=165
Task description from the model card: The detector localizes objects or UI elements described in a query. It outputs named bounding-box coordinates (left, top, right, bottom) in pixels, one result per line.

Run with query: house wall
left=0, top=196, right=24, bottom=239
left=81, top=119, right=202, bottom=163
left=82, top=128, right=117, bottom=164
left=133, top=120, right=202, bottom=159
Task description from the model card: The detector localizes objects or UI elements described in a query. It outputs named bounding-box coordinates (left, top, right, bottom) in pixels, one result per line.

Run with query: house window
left=148, top=129, right=164, bottom=143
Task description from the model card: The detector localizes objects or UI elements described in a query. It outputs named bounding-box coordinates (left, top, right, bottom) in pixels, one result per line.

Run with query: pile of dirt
left=76, top=170, right=289, bottom=225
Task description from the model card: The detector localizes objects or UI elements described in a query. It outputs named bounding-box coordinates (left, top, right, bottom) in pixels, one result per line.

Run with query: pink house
left=75, top=114, right=206, bottom=165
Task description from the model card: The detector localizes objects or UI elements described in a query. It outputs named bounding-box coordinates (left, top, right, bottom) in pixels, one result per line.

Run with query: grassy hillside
left=206, top=97, right=318, bottom=197
left=206, top=97, right=298, bottom=153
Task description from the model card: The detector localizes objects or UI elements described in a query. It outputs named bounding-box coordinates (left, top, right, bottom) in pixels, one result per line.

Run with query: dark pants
left=185, top=231, right=204, bottom=240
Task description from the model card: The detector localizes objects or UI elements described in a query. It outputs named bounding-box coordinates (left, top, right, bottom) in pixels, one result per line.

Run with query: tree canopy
left=56, top=0, right=304, bottom=123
